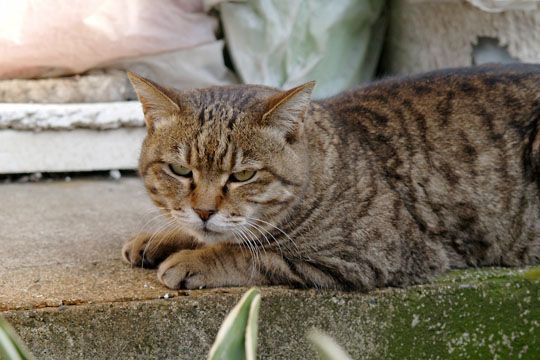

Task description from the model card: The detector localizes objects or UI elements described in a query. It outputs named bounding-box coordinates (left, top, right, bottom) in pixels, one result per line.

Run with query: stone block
left=0, top=101, right=145, bottom=173
left=384, top=0, right=540, bottom=75
left=0, top=70, right=134, bottom=103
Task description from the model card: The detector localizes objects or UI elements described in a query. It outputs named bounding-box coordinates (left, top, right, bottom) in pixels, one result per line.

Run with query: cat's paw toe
left=122, top=233, right=158, bottom=268
left=159, top=267, right=206, bottom=290
left=157, top=252, right=207, bottom=290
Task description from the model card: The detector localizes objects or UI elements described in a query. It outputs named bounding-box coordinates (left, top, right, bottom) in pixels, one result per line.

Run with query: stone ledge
left=0, top=70, right=134, bottom=104
left=0, top=101, right=145, bottom=174
left=0, top=102, right=143, bottom=131
left=2, top=270, right=539, bottom=360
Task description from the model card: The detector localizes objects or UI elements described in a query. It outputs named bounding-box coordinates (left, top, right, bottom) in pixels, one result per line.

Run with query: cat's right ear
left=127, top=72, right=180, bottom=130
left=261, top=81, right=315, bottom=143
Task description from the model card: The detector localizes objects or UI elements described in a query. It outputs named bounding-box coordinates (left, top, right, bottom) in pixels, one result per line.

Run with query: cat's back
left=323, top=63, right=540, bottom=102
left=318, top=64, right=540, bottom=267
left=321, top=63, right=540, bottom=129
left=318, top=64, right=540, bottom=168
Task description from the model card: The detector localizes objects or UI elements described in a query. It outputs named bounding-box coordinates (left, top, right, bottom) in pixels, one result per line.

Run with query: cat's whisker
left=245, top=221, right=272, bottom=247
left=137, top=206, right=164, bottom=220
left=245, top=220, right=279, bottom=255
left=245, top=218, right=284, bottom=256
left=242, top=223, right=275, bottom=280
left=140, top=219, right=175, bottom=259
left=232, top=229, right=258, bottom=280
left=241, top=227, right=261, bottom=273
left=241, top=224, right=268, bottom=258
left=141, top=218, right=177, bottom=268
left=137, top=206, right=168, bottom=223
left=246, top=216, right=303, bottom=259
left=137, top=211, right=170, bottom=234
left=135, top=219, right=172, bottom=248
left=236, top=227, right=261, bottom=276
left=230, top=229, right=248, bottom=259
left=233, top=229, right=257, bottom=277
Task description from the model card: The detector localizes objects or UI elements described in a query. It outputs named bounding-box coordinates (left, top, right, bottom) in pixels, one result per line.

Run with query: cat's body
left=123, top=64, right=540, bottom=291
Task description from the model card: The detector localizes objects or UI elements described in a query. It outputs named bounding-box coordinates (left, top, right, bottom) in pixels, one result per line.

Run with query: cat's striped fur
left=123, top=64, right=540, bottom=291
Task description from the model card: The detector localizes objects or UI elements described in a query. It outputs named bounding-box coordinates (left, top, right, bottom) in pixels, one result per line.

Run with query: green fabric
left=219, top=0, right=386, bottom=99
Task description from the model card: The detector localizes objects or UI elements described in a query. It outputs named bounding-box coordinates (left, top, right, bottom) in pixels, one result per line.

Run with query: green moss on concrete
left=2, top=268, right=539, bottom=359
left=379, top=268, right=539, bottom=359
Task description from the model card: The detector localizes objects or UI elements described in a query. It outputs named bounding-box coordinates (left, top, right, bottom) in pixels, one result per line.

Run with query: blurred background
left=0, top=0, right=538, bottom=178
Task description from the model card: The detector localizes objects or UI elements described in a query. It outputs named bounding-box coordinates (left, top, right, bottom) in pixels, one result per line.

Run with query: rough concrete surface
left=0, top=179, right=158, bottom=309
left=1, top=179, right=539, bottom=359
left=0, top=70, right=134, bottom=104
left=0, top=101, right=144, bottom=131
left=384, top=0, right=540, bottom=75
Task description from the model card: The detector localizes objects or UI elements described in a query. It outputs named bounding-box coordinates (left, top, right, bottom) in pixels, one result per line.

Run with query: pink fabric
left=0, top=0, right=217, bottom=79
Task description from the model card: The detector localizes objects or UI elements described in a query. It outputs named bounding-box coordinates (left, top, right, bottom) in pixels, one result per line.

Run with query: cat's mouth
left=190, top=219, right=235, bottom=243
left=170, top=209, right=246, bottom=244
left=195, top=225, right=232, bottom=244
left=201, top=225, right=217, bottom=234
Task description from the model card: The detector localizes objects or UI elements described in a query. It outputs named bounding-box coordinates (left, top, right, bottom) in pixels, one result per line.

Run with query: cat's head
left=129, top=73, right=315, bottom=244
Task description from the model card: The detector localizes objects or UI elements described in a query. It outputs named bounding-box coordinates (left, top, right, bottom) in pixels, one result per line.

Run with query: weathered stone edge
left=3, top=270, right=539, bottom=359
left=0, top=102, right=144, bottom=131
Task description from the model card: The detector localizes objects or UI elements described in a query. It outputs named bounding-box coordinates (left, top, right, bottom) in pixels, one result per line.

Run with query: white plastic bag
left=115, top=41, right=238, bottom=90
left=467, top=0, right=540, bottom=12
left=212, top=0, right=386, bottom=98
left=0, top=0, right=219, bottom=79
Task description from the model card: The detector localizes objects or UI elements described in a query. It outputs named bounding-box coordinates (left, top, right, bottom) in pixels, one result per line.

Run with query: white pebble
left=411, top=314, right=420, bottom=328
left=109, top=169, right=121, bottom=180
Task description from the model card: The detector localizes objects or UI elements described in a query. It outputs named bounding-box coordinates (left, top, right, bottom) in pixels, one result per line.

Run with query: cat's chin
left=192, top=228, right=232, bottom=245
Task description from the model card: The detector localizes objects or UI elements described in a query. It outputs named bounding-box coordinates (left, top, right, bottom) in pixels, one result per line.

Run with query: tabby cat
left=122, top=64, right=540, bottom=291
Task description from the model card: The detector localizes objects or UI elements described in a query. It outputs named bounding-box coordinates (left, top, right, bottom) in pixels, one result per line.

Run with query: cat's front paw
left=122, top=233, right=159, bottom=268
left=122, top=231, right=199, bottom=269
left=157, top=250, right=209, bottom=290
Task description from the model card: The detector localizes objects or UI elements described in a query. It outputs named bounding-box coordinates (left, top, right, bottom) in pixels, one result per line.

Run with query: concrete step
left=0, top=102, right=145, bottom=173
left=1, top=178, right=538, bottom=359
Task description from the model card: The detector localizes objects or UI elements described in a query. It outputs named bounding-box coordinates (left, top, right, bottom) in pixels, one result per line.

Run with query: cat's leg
left=155, top=237, right=446, bottom=291
left=122, top=230, right=200, bottom=268
left=157, top=243, right=308, bottom=289
left=155, top=212, right=450, bottom=290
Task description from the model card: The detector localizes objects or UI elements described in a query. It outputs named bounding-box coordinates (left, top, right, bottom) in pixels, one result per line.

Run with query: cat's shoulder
left=319, top=63, right=540, bottom=107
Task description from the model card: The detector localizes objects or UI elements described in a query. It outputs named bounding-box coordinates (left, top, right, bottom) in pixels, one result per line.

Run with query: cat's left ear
left=127, top=72, right=181, bottom=130
left=262, top=81, right=315, bottom=142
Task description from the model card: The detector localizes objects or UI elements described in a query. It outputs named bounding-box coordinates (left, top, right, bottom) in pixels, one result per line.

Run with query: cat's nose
left=194, top=208, right=215, bottom=221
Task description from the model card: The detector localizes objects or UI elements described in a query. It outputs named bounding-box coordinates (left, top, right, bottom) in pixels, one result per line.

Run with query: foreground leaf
left=208, top=288, right=261, bottom=360
left=0, top=316, right=33, bottom=360
left=308, top=329, right=353, bottom=360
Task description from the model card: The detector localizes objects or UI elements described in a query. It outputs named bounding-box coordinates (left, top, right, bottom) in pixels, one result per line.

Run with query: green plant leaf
left=0, top=316, right=33, bottom=360
left=244, top=292, right=260, bottom=360
left=307, top=329, right=353, bottom=360
left=523, top=266, right=540, bottom=281
left=207, top=288, right=261, bottom=360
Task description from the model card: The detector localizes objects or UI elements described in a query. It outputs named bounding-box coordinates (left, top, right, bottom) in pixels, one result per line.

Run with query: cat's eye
left=231, top=170, right=256, bottom=182
left=169, top=164, right=192, bottom=177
